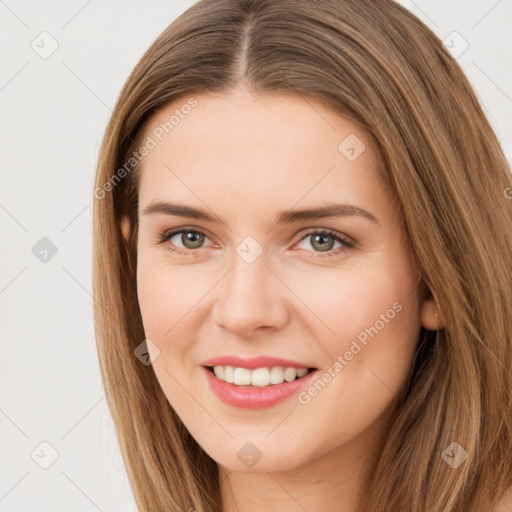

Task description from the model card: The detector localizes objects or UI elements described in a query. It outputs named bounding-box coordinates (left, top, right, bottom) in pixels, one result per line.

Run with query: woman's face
left=127, top=88, right=434, bottom=474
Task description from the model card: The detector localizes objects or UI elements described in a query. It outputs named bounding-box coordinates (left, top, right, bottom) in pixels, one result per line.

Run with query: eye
left=156, top=227, right=356, bottom=257
left=295, top=229, right=355, bottom=257
left=157, top=228, right=213, bottom=255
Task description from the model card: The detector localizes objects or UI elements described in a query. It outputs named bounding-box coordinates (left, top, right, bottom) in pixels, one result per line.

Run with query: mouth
left=205, top=365, right=317, bottom=388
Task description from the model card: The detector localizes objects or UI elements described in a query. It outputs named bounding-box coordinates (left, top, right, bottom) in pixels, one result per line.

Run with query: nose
left=211, top=250, right=289, bottom=336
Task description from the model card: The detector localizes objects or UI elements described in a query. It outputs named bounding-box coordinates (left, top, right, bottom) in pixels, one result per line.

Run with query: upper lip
left=201, top=355, right=316, bottom=370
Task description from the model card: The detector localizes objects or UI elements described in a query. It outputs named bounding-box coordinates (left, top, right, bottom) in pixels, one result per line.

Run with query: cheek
left=135, top=259, right=200, bottom=415
left=281, top=258, right=418, bottom=348
left=135, top=253, right=213, bottom=357
left=281, top=253, right=421, bottom=404
left=137, top=246, right=420, bottom=355
left=287, top=264, right=421, bottom=444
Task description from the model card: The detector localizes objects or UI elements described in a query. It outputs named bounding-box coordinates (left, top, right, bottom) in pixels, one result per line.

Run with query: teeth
left=269, top=367, right=284, bottom=384
left=251, top=367, right=271, bottom=387
left=213, top=365, right=225, bottom=380
left=233, top=367, right=251, bottom=385
left=224, top=366, right=234, bottom=383
left=211, top=365, right=310, bottom=387
left=284, top=367, right=297, bottom=382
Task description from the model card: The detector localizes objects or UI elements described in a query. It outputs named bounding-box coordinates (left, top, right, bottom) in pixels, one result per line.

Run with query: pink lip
left=201, top=355, right=314, bottom=370
left=202, top=366, right=318, bottom=410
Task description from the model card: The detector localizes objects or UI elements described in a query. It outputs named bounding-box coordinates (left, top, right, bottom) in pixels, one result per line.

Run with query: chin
left=205, top=442, right=308, bottom=474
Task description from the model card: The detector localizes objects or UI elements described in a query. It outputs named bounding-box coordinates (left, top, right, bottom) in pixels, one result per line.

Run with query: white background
left=1, top=1, right=511, bottom=510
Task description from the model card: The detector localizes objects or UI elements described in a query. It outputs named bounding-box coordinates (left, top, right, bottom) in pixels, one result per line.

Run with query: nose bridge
left=212, top=241, right=288, bottom=333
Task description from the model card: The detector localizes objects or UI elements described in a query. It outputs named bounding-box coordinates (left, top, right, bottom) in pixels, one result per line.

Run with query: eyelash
left=156, top=227, right=355, bottom=258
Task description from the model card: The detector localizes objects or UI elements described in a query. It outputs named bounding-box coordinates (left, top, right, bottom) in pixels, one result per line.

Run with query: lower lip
left=202, top=366, right=318, bottom=409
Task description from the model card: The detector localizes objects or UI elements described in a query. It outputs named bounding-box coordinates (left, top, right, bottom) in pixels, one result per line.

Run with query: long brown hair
left=92, top=0, right=512, bottom=510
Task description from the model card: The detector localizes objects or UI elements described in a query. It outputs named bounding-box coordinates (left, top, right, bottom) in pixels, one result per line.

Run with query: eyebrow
left=141, top=201, right=379, bottom=225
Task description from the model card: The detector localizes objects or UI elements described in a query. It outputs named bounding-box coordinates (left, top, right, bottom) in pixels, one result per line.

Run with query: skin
left=121, top=86, right=444, bottom=512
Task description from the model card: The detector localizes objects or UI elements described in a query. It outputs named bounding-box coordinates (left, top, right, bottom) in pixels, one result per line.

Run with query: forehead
left=137, top=91, right=387, bottom=215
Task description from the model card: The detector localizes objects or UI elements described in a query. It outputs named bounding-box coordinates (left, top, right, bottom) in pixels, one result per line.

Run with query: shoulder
left=493, top=486, right=512, bottom=512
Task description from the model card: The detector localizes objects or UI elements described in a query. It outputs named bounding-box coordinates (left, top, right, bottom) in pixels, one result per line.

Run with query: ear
left=420, top=297, right=445, bottom=331
left=120, top=215, right=131, bottom=243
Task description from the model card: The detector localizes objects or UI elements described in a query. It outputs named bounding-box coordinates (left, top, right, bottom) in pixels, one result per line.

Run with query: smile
left=207, top=365, right=315, bottom=387
left=203, top=365, right=319, bottom=409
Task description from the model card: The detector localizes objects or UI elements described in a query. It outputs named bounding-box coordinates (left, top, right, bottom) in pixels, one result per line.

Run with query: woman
left=92, top=0, right=512, bottom=510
